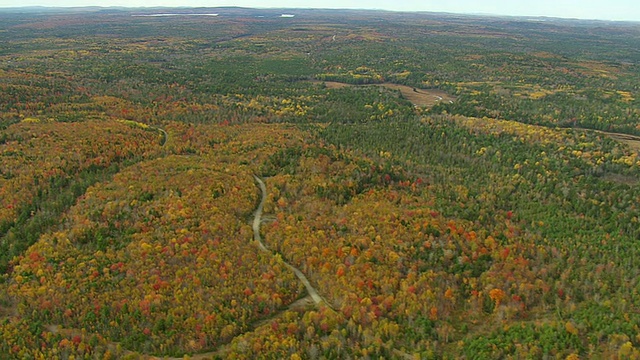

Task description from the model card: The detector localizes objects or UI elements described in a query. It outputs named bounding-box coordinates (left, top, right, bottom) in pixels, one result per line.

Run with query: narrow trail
left=591, top=129, right=640, bottom=152
left=566, top=126, right=640, bottom=151
left=252, top=176, right=334, bottom=310
left=252, top=177, right=414, bottom=359
left=572, top=127, right=640, bottom=142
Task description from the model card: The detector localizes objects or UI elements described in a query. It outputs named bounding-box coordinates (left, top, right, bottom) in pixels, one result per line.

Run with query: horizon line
left=0, top=5, right=638, bottom=23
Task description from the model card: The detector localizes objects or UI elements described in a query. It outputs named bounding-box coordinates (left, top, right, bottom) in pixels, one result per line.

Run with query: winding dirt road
left=252, top=176, right=333, bottom=309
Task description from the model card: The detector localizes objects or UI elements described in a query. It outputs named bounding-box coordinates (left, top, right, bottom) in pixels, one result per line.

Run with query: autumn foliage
left=2, top=8, right=640, bottom=360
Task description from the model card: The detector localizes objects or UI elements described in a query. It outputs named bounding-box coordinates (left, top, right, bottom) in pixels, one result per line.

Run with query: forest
left=1, top=6, right=640, bottom=359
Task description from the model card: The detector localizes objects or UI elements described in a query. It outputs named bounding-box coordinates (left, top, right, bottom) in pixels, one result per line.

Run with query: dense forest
left=1, top=6, right=640, bottom=359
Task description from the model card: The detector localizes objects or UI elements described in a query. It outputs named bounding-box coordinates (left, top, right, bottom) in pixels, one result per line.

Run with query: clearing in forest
left=311, top=80, right=455, bottom=107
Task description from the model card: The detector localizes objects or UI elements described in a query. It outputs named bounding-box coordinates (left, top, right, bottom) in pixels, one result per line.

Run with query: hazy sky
left=1, top=0, right=639, bottom=22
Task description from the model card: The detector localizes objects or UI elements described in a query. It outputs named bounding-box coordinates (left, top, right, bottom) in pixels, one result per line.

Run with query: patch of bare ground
left=380, top=83, right=455, bottom=107
left=606, top=132, right=640, bottom=153
left=0, top=291, right=17, bottom=320
left=0, top=305, right=17, bottom=319
left=603, top=172, right=638, bottom=186
left=310, top=80, right=456, bottom=108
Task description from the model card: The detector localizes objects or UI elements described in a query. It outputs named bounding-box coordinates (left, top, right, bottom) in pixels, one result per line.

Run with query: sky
left=1, top=0, right=639, bottom=22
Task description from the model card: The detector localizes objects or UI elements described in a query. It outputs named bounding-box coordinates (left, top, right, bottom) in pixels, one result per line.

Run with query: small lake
left=131, top=13, right=219, bottom=17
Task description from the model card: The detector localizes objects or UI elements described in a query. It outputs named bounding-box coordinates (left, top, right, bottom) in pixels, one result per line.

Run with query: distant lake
left=131, top=13, right=219, bottom=17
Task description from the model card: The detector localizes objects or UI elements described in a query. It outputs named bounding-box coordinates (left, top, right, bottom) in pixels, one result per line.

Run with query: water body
left=131, top=13, right=219, bottom=17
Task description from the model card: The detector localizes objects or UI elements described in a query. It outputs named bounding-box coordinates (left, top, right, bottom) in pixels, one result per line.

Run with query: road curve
left=252, top=176, right=333, bottom=309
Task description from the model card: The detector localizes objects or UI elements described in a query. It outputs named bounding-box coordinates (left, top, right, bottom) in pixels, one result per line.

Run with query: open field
left=312, top=81, right=456, bottom=107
